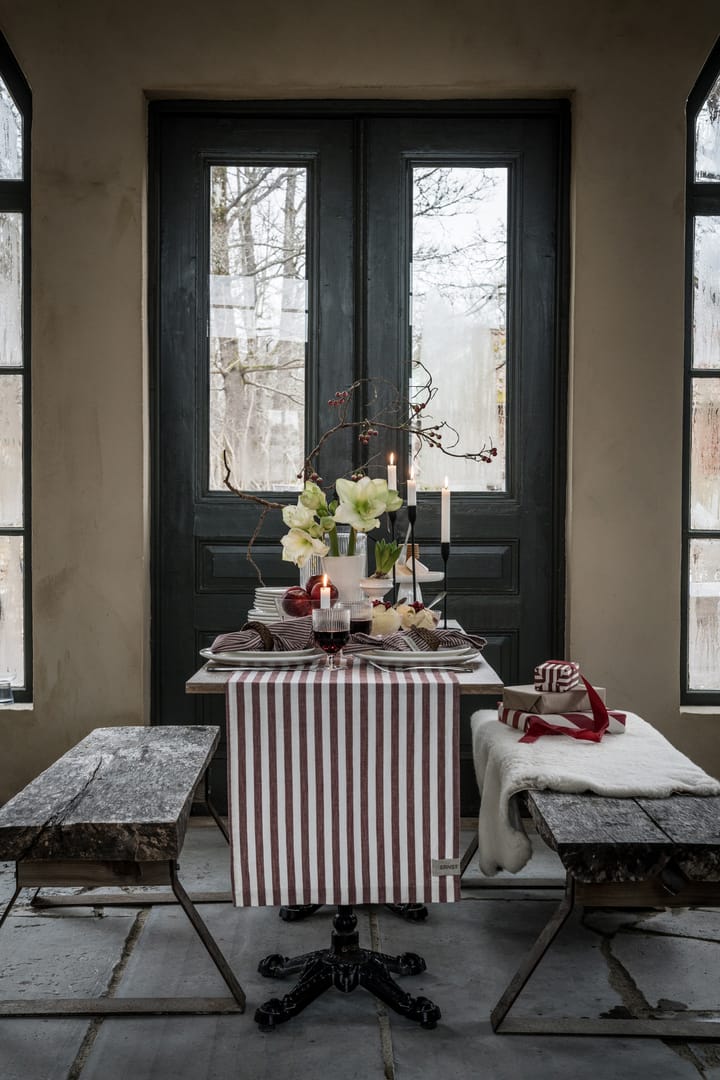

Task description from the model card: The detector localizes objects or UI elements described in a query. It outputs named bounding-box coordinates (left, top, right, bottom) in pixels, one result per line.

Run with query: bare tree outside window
left=209, top=165, right=307, bottom=492
left=410, top=166, right=507, bottom=492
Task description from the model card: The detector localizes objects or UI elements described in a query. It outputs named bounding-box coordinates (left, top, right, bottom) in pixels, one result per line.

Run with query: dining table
left=185, top=637, right=503, bottom=1029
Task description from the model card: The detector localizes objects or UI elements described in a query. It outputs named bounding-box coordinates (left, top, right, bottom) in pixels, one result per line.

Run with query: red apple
left=310, top=580, right=339, bottom=605
left=305, top=574, right=325, bottom=595
left=281, top=586, right=313, bottom=617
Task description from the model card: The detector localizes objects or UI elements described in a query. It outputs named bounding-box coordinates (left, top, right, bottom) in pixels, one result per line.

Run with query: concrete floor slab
left=81, top=903, right=388, bottom=1080
left=2, top=822, right=720, bottom=1079
left=0, top=899, right=138, bottom=1080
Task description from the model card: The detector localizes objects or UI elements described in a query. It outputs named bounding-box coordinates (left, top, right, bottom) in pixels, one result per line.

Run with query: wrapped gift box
left=533, top=660, right=581, bottom=692
left=503, top=684, right=606, bottom=714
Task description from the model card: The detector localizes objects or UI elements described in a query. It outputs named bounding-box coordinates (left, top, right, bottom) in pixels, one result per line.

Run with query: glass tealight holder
left=0, top=672, right=15, bottom=705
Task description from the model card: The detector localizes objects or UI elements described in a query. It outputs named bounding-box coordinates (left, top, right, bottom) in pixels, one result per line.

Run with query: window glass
left=696, top=72, right=720, bottom=182
left=0, top=78, right=21, bottom=180
left=688, top=538, right=720, bottom=690
left=0, top=534, right=23, bottom=685
left=0, top=374, right=22, bottom=525
left=208, top=165, right=307, bottom=491
left=0, top=212, right=22, bottom=366
left=410, top=166, right=507, bottom=492
left=693, top=217, right=720, bottom=369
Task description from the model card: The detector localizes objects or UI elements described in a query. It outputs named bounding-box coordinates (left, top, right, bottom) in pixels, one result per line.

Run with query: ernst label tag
left=431, top=858, right=461, bottom=877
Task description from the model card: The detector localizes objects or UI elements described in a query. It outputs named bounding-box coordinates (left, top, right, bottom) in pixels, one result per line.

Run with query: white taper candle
left=441, top=477, right=451, bottom=543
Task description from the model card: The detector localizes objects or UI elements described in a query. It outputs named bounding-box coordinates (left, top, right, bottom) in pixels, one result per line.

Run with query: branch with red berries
left=223, top=362, right=496, bottom=582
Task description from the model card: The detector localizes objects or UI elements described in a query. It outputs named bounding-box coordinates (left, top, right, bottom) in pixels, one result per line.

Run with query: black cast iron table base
left=256, top=906, right=440, bottom=1030
left=279, top=901, right=428, bottom=922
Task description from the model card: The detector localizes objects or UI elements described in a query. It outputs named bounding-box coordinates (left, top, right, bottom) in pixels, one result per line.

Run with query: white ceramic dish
left=394, top=569, right=444, bottom=584
left=360, top=645, right=478, bottom=667
left=200, top=646, right=322, bottom=668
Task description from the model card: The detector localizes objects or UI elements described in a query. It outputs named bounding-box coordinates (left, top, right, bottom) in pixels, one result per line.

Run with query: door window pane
left=0, top=78, right=21, bottom=180
left=410, top=166, right=507, bottom=492
left=0, top=534, right=23, bottom=685
left=688, top=538, right=720, bottom=690
left=693, top=217, right=720, bottom=369
left=0, top=374, right=22, bottom=525
left=0, top=212, right=22, bottom=367
left=208, top=165, right=307, bottom=491
left=696, top=73, right=720, bottom=182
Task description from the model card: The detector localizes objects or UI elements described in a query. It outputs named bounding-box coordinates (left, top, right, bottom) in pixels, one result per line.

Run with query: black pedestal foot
left=385, top=902, right=429, bottom=921
left=255, top=906, right=440, bottom=1031
left=279, top=904, right=322, bottom=922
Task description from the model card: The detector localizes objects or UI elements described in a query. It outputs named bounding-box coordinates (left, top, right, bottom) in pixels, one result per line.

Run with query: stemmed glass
left=312, top=605, right=351, bottom=670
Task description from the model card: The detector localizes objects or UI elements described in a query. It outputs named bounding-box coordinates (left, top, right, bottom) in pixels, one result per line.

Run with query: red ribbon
left=519, top=676, right=610, bottom=744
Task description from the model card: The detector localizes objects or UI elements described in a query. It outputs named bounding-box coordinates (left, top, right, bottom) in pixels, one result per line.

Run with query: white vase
left=321, top=554, right=367, bottom=602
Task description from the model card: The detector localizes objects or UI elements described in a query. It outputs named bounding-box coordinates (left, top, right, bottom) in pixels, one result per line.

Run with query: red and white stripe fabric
left=499, top=705, right=627, bottom=741
left=533, top=660, right=581, bottom=692
left=226, top=665, right=460, bottom=907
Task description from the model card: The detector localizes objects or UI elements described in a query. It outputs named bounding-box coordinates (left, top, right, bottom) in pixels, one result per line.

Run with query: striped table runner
left=226, top=664, right=460, bottom=907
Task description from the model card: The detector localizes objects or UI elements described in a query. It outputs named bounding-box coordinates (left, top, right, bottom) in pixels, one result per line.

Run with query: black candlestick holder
left=441, top=541, right=450, bottom=628
left=408, top=506, right=417, bottom=604
left=388, top=509, right=398, bottom=605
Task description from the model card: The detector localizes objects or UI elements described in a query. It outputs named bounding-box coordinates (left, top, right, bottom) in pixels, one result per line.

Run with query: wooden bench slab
left=493, top=788, right=720, bottom=1036
left=0, top=725, right=220, bottom=863
left=526, top=790, right=720, bottom=884
left=0, top=724, right=245, bottom=1015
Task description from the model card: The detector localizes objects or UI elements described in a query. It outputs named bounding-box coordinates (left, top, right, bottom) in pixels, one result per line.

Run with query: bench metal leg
left=0, top=881, right=22, bottom=932
left=491, top=876, right=720, bottom=1038
left=0, top=860, right=245, bottom=1016
left=170, top=863, right=245, bottom=1009
left=491, top=878, right=575, bottom=1032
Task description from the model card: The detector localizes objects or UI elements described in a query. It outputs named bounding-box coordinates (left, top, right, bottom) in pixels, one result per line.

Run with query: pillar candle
left=320, top=574, right=331, bottom=609
left=387, top=453, right=397, bottom=492
left=441, top=478, right=451, bottom=543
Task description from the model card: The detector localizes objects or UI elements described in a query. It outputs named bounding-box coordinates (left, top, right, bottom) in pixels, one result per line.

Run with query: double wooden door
left=151, top=102, right=568, bottom=810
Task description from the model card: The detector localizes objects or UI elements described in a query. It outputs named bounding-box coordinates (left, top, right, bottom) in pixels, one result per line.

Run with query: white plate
left=200, top=646, right=322, bottom=668
left=361, top=646, right=479, bottom=667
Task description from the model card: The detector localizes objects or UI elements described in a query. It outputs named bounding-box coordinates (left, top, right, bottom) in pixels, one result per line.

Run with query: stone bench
left=0, top=725, right=245, bottom=1016
left=490, top=789, right=720, bottom=1038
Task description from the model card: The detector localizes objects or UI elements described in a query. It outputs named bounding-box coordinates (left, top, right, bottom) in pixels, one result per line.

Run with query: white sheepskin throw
left=471, top=709, right=720, bottom=876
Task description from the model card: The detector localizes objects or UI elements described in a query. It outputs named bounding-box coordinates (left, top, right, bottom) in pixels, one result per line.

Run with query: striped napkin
left=211, top=617, right=313, bottom=653
left=212, top=620, right=487, bottom=656
left=345, top=626, right=487, bottom=655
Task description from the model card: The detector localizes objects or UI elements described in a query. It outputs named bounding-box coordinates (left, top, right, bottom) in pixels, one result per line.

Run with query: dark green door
left=151, top=102, right=568, bottom=810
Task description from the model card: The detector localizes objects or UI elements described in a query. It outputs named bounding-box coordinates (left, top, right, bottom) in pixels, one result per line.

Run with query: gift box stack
left=498, top=660, right=627, bottom=743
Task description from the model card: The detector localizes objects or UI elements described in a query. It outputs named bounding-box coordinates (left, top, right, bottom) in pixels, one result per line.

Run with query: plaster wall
left=0, top=0, right=718, bottom=799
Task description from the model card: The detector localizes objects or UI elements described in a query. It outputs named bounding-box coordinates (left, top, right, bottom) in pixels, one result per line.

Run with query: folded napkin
left=344, top=626, right=487, bottom=655
left=211, top=617, right=313, bottom=653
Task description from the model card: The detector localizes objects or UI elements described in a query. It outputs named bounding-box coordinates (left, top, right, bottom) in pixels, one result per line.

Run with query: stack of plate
left=246, top=586, right=289, bottom=625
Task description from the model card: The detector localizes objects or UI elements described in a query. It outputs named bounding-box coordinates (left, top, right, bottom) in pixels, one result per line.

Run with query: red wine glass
left=312, top=604, right=351, bottom=670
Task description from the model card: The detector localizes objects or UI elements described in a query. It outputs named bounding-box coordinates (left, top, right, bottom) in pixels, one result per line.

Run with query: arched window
left=0, top=35, right=30, bottom=703
left=683, top=39, right=720, bottom=702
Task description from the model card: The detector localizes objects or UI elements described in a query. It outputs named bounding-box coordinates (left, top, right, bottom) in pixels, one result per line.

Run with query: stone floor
left=2, top=821, right=720, bottom=1080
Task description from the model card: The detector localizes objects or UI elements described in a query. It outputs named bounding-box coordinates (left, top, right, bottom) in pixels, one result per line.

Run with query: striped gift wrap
left=533, top=660, right=581, bottom=692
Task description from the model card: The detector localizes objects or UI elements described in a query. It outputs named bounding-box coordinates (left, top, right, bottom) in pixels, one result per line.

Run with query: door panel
left=151, top=103, right=568, bottom=812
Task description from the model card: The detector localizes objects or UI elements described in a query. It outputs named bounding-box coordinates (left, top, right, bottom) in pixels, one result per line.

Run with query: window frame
left=0, top=34, right=31, bottom=702
left=682, top=37, right=720, bottom=705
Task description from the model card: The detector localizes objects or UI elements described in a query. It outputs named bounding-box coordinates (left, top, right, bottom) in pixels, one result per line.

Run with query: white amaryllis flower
left=299, top=480, right=326, bottom=512
left=282, top=501, right=317, bottom=531
left=334, top=476, right=401, bottom=533
left=280, top=528, right=329, bottom=567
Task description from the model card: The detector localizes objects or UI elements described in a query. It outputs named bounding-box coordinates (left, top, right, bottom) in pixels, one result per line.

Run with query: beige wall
left=0, top=0, right=717, bottom=799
